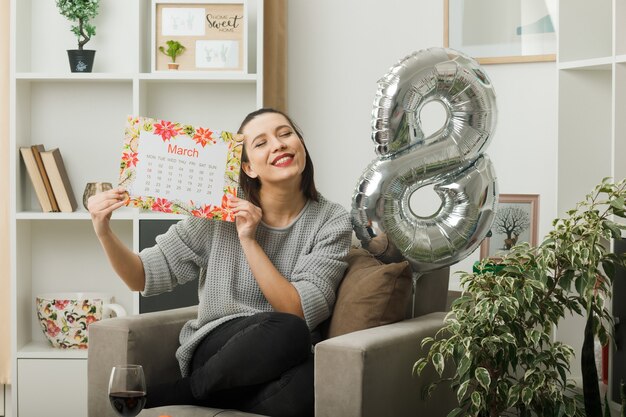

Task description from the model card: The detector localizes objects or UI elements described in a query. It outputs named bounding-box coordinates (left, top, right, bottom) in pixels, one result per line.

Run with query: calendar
left=119, top=116, right=243, bottom=221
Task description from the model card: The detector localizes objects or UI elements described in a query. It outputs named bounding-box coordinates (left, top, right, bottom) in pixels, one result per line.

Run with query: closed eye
left=254, top=140, right=266, bottom=148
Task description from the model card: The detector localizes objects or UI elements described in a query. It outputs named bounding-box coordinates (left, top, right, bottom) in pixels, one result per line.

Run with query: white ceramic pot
left=36, top=292, right=126, bottom=349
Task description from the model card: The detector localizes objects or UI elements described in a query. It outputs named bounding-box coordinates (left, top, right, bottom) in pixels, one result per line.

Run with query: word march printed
left=119, top=116, right=243, bottom=221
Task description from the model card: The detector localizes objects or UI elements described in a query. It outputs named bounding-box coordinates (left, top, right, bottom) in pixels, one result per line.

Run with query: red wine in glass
left=108, top=365, right=147, bottom=417
left=109, top=391, right=147, bottom=417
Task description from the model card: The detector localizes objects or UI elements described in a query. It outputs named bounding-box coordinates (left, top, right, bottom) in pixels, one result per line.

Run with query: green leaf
left=457, top=380, right=470, bottom=403
left=557, top=270, right=574, bottom=290
left=614, top=208, right=626, bottom=218
left=500, top=332, right=516, bottom=345
left=432, top=352, right=444, bottom=376
left=531, top=372, right=546, bottom=390
left=610, top=197, right=625, bottom=210
left=471, top=391, right=482, bottom=408
left=446, top=408, right=464, bottom=417
left=413, top=358, right=427, bottom=376
left=564, top=396, right=576, bottom=416
left=601, top=260, right=615, bottom=278
left=458, top=356, right=471, bottom=378
left=523, top=285, right=533, bottom=304
left=530, top=329, right=541, bottom=345
left=575, top=276, right=584, bottom=295
left=421, top=337, right=434, bottom=348
left=475, top=367, right=491, bottom=391
left=603, top=220, right=623, bottom=239
left=507, top=384, right=521, bottom=408
left=521, top=386, right=533, bottom=405
left=421, top=382, right=437, bottom=399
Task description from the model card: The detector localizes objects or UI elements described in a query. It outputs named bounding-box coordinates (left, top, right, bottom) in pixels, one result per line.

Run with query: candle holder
left=83, top=182, right=113, bottom=210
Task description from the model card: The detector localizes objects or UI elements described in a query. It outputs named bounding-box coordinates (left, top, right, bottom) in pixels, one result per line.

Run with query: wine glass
left=108, top=364, right=147, bottom=417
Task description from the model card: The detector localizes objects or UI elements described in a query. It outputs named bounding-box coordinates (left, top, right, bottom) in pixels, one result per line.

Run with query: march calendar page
left=119, top=116, right=243, bottom=221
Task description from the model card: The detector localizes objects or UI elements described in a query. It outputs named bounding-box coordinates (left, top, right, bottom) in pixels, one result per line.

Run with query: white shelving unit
left=9, top=1, right=264, bottom=416
left=557, top=0, right=625, bottom=407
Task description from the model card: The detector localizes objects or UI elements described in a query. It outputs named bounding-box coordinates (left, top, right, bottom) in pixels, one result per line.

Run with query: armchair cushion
left=316, top=312, right=455, bottom=417
left=326, top=248, right=412, bottom=338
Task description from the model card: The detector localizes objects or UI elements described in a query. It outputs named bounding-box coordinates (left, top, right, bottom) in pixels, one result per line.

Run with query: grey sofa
left=88, top=267, right=455, bottom=417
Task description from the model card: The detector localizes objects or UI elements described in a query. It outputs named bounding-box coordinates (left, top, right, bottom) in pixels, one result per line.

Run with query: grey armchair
left=88, top=268, right=455, bottom=417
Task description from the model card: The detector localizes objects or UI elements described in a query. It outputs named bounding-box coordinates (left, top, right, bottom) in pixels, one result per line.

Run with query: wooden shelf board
left=615, top=55, right=626, bottom=64
left=15, top=208, right=136, bottom=220
left=558, top=56, right=614, bottom=70
left=15, top=73, right=135, bottom=82
left=139, top=72, right=257, bottom=82
left=17, top=341, right=88, bottom=359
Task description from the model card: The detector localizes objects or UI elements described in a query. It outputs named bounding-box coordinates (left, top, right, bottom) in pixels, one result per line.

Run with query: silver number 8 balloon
left=352, top=48, right=498, bottom=272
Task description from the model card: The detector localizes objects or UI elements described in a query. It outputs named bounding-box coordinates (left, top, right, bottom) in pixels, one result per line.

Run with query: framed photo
left=444, top=0, right=556, bottom=64
left=480, top=194, right=539, bottom=259
left=152, top=0, right=246, bottom=72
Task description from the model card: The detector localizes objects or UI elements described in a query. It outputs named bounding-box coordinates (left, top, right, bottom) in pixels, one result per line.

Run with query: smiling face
left=241, top=112, right=307, bottom=186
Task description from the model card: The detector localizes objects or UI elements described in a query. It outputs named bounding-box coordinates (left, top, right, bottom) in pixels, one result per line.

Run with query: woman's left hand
left=228, top=196, right=263, bottom=241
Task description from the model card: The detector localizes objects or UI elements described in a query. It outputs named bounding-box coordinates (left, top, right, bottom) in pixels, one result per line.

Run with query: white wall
left=287, top=0, right=558, bottom=289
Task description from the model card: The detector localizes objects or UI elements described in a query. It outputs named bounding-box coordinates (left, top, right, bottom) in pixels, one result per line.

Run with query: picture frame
left=444, top=0, right=556, bottom=64
left=152, top=0, right=247, bottom=72
left=480, top=194, right=539, bottom=259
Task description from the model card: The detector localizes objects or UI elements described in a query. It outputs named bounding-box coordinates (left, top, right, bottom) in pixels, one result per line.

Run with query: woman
left=88, top=108, right=353, bottom=416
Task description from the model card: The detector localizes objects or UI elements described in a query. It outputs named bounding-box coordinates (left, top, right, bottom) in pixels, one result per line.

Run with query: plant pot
left=168, top=62, right=180, bottom=70
left=67, top=49, right=96, bottom=73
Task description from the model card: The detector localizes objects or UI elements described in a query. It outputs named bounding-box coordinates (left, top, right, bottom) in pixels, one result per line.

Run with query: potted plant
left=159, top=40, right=186, bottom=70
left=56, top=0, right=100, bottom=73
left=415, top=178, right=626, bottom=417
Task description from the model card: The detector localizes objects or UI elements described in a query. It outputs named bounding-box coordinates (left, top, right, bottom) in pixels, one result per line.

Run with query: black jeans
left=146, top=312, right=314, bottom=417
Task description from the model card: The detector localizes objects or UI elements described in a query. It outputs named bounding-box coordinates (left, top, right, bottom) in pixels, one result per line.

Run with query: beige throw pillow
left=327, top=247, right=413, bottom=338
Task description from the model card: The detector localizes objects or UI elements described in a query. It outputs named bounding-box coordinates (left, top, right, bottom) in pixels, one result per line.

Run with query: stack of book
left=20, top=144, right=78, bottom=213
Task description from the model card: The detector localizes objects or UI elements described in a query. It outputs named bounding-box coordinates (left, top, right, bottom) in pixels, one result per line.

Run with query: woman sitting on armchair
left=87, top=108, right=353, bottom=417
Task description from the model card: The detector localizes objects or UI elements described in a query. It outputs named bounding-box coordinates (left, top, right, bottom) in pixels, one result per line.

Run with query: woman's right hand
left=87, top=188, right=146, bottom=291
left=88, top=187, right=127, bottom=238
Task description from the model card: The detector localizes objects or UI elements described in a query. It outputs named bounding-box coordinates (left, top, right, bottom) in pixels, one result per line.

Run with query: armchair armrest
left=314, top=312, right=455, bottom=417
left=88, top=306, right=198, bottom=417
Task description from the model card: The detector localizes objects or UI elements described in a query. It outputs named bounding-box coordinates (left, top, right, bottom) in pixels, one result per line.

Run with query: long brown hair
left=237, top=108, right=318, bottom=207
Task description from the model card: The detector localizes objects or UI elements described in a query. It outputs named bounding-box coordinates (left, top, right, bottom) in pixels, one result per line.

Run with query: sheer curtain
left=0, top=0, right=10, bottom=385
